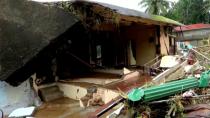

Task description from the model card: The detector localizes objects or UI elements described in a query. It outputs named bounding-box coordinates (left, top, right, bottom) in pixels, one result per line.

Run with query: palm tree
left=202, top=0, right=210, bottom=23
left=203, top=0, right=210, bottom=12
left=139, top=0, right=170, bottom=15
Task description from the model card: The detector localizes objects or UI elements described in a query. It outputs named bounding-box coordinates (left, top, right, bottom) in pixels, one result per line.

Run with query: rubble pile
left=102, top=47, right=210, bottom=118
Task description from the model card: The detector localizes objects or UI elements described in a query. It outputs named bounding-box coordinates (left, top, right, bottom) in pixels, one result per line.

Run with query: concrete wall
left=123, top=25, right=156, bottom=65
left=57, top=83, right=88, bottom=100
left=176, top=29, right=210, bottom=47
left=57, top=82, right=119, bottom=104
left=177, top=28, right=210, bottom=40
left=0, top=80, right=36, bottom=115
left=135, top=31, right=156, bottom=65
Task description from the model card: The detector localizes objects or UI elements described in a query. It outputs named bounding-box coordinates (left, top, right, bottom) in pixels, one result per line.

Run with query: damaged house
left=175, top=23, right=210, bottom=47
left=0, top=0, right=182, bottom=117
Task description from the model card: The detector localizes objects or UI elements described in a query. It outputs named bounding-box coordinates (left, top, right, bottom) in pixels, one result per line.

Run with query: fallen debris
left=184, top=104, right=210, bottom=118
left=127, top=70, right=210, bottom=102
left=182, top=90, right=197, bottom=98
left=88, top=96, right=124, bottom=118
left=106, top=104, right=124, bottom=118
left=190, top=46, right=210, bottom=68
left=8, top=106, right=36, bottom=118
left=104, top=70, right=210, bottom=118
left=80, top=86, right=104, bottom=108
left=39, top=85, right=64, bottom=102
left=123, top=68, right=132, bottom=75
left=160, top=55, right=180, bottom=68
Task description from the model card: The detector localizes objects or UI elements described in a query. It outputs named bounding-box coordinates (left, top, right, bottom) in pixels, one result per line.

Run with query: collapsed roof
left=0, top=0, right=78, bottom=85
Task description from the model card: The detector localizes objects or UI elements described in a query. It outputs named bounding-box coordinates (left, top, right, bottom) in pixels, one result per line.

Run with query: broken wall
left=122, top=25, right=156, bottom=65
left=0, top=79, right=37, bottom=115
left=79, top=28, right=129, bottom=68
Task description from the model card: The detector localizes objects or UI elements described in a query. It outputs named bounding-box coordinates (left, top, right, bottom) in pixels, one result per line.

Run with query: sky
left=31, top=0, right=179, bottom=12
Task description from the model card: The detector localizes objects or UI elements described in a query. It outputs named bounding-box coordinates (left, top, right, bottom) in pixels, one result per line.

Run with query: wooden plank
left=153, top=60, right=187, bottom=84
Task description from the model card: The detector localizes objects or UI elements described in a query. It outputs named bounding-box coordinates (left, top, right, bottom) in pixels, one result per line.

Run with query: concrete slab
left=57, top=81, right=119, bottom=104
left=0, top=0, right=78, bottom=85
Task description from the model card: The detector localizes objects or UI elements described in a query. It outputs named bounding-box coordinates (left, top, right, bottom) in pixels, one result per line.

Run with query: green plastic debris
left=127, top=70, right=210, bottom=102
left=128, top=88, right=144, bottom=102
left=143, top=78, right=198, bottom=102
left=127, top=78, right=198, bottom=102
left=199, top=70, right=210, bottom=88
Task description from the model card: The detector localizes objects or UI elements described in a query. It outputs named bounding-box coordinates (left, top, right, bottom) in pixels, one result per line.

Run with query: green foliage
left=204, top=0, right=210, bottom=12
left=139, top=0, right=170, bottom=15
left=164, top=0, right=210, bottom=24
left=139, top=0, right=210, bottom=24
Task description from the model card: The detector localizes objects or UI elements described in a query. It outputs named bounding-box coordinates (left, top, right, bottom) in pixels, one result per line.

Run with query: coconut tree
left=139, top=0, right=170, bottom=15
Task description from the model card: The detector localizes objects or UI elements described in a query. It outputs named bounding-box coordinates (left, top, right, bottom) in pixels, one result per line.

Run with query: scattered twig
left=149, top=94, right=210, bottom=104
left=165, top=104, right=176, bottom=118
left=172, top=107, right=177, bottom=117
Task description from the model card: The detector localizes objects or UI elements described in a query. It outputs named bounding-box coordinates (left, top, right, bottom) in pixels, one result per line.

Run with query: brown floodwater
left=34, top=97, right=98, bottom=118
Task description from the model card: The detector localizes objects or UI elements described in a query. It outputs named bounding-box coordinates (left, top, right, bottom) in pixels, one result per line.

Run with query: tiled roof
left=175, top=23, right=210, bottom=31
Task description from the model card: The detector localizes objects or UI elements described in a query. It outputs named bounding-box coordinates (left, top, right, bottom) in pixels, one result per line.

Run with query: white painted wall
left=0, top=80, right=37, bottom=115
left=57, top=83, right=88, bottom=100
left=57, top=82, right=119, bottom=104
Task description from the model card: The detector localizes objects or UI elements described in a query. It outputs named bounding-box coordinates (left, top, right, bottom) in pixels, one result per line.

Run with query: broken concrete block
left=80, top=93, right=93, bottom=108
left=79, top=87, right=105, bottom=107
left=39, top=85, right=64, bottom=102
left=8, top=106, right=35, bottom=118
left=88, top=97, right=104, bottom=106
left=160, top=55, right=180, bottom=68
left=123, top=68, right=132, bottom=75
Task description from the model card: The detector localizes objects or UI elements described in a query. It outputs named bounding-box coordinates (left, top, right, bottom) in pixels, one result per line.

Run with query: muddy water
left=35, top=97, right=98, bottom=118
